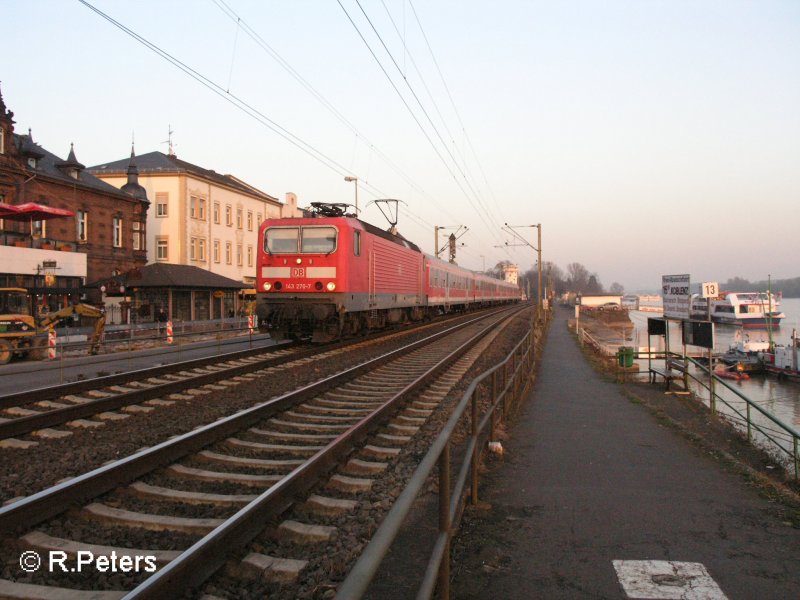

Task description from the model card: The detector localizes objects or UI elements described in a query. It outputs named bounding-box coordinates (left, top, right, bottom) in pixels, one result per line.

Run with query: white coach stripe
left=261, top=267, right=291, bottom=277
left=306, top=267, right=336, bottom=278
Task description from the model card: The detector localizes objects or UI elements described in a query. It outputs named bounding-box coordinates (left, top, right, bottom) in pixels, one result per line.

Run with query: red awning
left=0, top=202, right=22, bottom=218
left=2, top=202, right=75, bottom=221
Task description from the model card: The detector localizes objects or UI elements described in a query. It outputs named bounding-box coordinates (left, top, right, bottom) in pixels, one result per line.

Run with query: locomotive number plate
left=284, top=282, right=312, bottom=291
left=292, top=267, right=306, bottom=278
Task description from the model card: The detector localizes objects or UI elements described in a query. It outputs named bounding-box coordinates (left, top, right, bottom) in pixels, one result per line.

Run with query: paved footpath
left=451, top=308, right=800, bottom=599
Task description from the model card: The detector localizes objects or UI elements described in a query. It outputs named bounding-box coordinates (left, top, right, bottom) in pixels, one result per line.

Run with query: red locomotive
left=256, top=203, right=520, bottom=341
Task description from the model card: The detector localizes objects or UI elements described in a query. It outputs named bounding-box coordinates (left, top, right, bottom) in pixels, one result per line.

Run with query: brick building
left=0, top=85, right=149, bottom=311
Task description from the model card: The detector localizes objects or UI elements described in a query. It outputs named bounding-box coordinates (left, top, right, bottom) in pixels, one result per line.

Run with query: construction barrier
left=167, top=320, right=173, bottom=345
left=248, top=315, right=255, bottom=333
left=48, top=328, right=56, bottom=360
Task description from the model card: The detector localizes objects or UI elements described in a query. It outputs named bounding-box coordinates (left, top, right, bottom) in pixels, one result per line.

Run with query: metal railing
left=336, top=314, right=545, bottom=600
left=676, top=353, right=800, bottom=479
left=612, top=348, right=800, bottom=480
left=0, top=319, right=266, bottom=383
left=573, top=319, right=800, bottom=479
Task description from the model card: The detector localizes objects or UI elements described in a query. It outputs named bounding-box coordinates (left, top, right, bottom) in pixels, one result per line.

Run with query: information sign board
left=701, top=282, right=719, bottom=299
left=647, top=317, right=666, bottom=336
left=662, top=274, right=691, bottom=319
left=682, top=320, right=714, bottom=349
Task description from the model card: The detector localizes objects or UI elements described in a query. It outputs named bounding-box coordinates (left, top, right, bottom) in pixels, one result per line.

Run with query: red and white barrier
left=167, top=320, right=173, bottom=344
left=48, top=328, right=56, bottom=360
left=248, top=315, right=255, bottom=333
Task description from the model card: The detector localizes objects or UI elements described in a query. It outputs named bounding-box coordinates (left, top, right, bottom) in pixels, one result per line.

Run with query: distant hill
left=721, top=276, right=800, bottom=298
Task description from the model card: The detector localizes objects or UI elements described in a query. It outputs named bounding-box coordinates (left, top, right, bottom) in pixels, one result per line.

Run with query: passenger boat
left=690, top=291, right=784, bottom=327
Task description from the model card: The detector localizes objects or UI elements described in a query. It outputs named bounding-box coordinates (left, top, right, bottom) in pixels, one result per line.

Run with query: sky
left=3, top=0, right=799, bottom=292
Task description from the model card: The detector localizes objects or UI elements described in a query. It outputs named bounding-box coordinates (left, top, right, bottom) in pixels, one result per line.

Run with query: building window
left=28, top=157, right=38, bottom=169
left=237, top=244, right=243, bottom=266
left=190, top=195, right=206, bottom=220
left=156, top=238, right=168, bottom=260
left=112, top=216, right=123, bottom=248
left=0, top=128, right=4, bottom=154
left=236, top=208, right=243, bottom=229
left=257, top=212, right=263, bottom=227
left=247, top=211, right=253, bottom=231
left=156, top=192, right=168, bottom=217
left=32, top=219, right=46, bottom=238
left=213, top=202, right=220, bottom=224
left=76, top=210, right=88, bottom=243
left=225, top=242, right=232, bottom=264
left=190, top=237, right=206, bottom=261
left=132, top=221, right=144, bottom=251
left=213, top=240, right=220, bottom=263
left=225, top=205, right=232, bottom=227
left=247, top=245, right=253, bottom=267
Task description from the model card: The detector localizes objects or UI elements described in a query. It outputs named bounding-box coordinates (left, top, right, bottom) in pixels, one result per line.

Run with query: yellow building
left=89, top=150, right=302, bottom=289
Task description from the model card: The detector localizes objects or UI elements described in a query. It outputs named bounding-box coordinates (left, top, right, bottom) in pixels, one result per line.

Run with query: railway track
left=0, top=343, right=307, bottom=445
left=0, top=313, right=475, bottom=447
left=0, top=305, right=523, bottom=599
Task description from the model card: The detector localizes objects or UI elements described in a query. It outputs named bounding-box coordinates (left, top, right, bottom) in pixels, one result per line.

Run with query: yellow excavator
left=0, top=288, right=106, bottom=364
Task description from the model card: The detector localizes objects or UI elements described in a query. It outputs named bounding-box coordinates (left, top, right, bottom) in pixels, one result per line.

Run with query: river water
left=627, top=298, right=800, bottom=462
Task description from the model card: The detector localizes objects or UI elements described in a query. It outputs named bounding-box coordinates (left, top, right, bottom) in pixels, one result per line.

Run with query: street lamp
left=344, top=176, right=358, bottom=214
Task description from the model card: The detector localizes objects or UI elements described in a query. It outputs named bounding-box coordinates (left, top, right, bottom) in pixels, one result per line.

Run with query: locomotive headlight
left=296, top=258, right=302, bottom=264
left=263, top=282, right=272, bottom=291
left=326, top=282, right=336, bottom=291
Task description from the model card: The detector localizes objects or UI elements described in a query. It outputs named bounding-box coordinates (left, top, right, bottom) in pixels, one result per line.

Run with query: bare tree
left=566, top=262, right=590, bottom=293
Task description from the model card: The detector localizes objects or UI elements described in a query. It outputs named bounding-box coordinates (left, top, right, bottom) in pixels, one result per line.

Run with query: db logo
left=291, top=268, right=306, bottom=278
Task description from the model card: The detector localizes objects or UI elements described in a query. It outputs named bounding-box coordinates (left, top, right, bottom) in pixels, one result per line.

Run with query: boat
left=714, top=365, right=750, bottom=381
left=719, top=331, right=769, bottom=373
left=762, top=329, right=800, bottom=381
left=690, top=291, right=784, bottom=328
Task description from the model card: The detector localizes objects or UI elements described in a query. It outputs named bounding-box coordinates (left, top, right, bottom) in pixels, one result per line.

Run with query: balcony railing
left=0, top=232, right=77, bottom=252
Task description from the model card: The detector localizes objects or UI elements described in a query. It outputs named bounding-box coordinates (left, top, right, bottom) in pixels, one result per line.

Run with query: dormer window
left=68, top=168, right=79, bottom=180
left=28, top=157, right=37, bottom=169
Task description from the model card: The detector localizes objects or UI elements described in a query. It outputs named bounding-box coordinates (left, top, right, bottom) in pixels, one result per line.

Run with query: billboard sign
left=682, top=320, right=714, bottom=349
left=662, top=274, right=691, bottom=319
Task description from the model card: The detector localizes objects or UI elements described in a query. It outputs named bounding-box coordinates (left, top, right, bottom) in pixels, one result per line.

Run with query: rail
left=336, top=311, right=546, bottom=600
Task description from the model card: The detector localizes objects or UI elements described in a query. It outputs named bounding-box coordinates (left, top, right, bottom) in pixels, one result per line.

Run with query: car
left=598, top=302, right=620, bottom=311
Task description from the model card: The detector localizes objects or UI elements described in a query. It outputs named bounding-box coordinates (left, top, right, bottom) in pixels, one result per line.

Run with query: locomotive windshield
left=301, top=226, right=337, bottom=253
left=265, top=227, right=299, bottom=253
left=265, top=226, right=337, bottom=254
